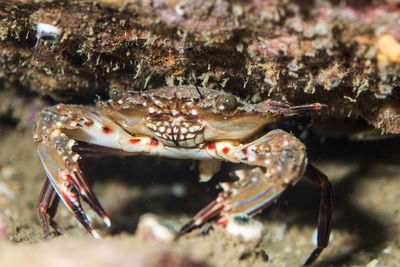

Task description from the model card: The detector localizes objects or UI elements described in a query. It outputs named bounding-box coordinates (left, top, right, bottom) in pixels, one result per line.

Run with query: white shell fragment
left=136, top=213, right=176, bottom=243
left=226, top=216, right=264, bottom=243
left=36, top=22, right=61, bottom=40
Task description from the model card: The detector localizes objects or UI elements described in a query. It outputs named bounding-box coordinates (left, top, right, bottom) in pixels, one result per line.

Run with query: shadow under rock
left=82, top=155, right=223, bottom=234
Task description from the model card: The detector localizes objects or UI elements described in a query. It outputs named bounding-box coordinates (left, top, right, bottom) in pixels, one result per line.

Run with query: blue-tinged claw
left=178, top=167, right=286, bottom=235
left=36, top=135, right=110, bottom=238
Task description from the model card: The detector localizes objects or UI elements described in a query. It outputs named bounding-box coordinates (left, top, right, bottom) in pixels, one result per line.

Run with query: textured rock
left=0, top=0, right=399, bottom=133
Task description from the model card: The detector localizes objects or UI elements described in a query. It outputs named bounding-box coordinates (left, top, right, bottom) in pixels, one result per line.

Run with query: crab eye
left=218, top=95, right=237, bottom=111
left=108, top=87, right=124, bottom=101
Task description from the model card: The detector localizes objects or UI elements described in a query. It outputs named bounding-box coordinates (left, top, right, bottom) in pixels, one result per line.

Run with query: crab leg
left=179, top=129, right=307, bottom=233
left=303, top=163, right=334, bottom=265
left=38, top=179, right=63, bottom=238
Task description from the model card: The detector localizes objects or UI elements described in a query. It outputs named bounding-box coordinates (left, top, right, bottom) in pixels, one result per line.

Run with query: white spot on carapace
left=146, top=123, right=156, bottom=131
left=282, top=140, right=289, bottom=146
left=67, top=139, right=75, bottom=148
left=72, top=154, right=80, bottom=162
left=153, top=99, right=162, bottom=106
left=188, top=126, right=199, bottom=133
left=186, top=133, right=195, bottom=139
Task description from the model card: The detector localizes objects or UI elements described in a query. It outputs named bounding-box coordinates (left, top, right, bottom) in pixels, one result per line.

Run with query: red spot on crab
left=241, top=147, right=248, bottom=155
left=60, top=172, right=72, bottom=182
left=216, top=217, right=229, bottom=227
left=150, top=138, right=159, bottom=146
left=207, top=143, right=216, bottom=150
left=102, top=125, right=114, bottom=134
left=129, top=138, right=141, bottom=144
left=222, top=147, right=230, bottom=154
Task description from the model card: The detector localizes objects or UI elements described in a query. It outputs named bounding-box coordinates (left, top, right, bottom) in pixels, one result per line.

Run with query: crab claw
left=178, top=167, right=286, bottom=235
left=37, top=132, right=111, bottom=239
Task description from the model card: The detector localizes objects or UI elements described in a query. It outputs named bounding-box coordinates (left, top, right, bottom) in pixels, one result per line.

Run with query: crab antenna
left=289, top=103, right=327, bottom=113
left=259, top=99, right=327, bottom=114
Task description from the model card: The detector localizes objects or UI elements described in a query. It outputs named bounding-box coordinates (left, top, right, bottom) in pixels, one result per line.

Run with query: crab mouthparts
left=145, top=114, right=205, bottom=147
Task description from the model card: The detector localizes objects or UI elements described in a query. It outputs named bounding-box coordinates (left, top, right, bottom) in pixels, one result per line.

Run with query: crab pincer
left=34, top=105, right=111, bottom=238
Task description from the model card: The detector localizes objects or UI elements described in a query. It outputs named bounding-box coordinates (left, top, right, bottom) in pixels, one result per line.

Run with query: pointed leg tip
left=91, top=229, right=101, bottom=240
left=43, top=233, right=51, bottom=240
left=177, top=223, right=192, bottom=236
left=103, top=216, right=111, bottom=228
left=178, top=219, right=202, bottom=235
left=303, top=247, right=322, bottom=266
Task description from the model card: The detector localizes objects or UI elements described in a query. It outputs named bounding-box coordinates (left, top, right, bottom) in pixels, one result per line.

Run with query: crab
left=33, top=86, right=333, bottom=265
